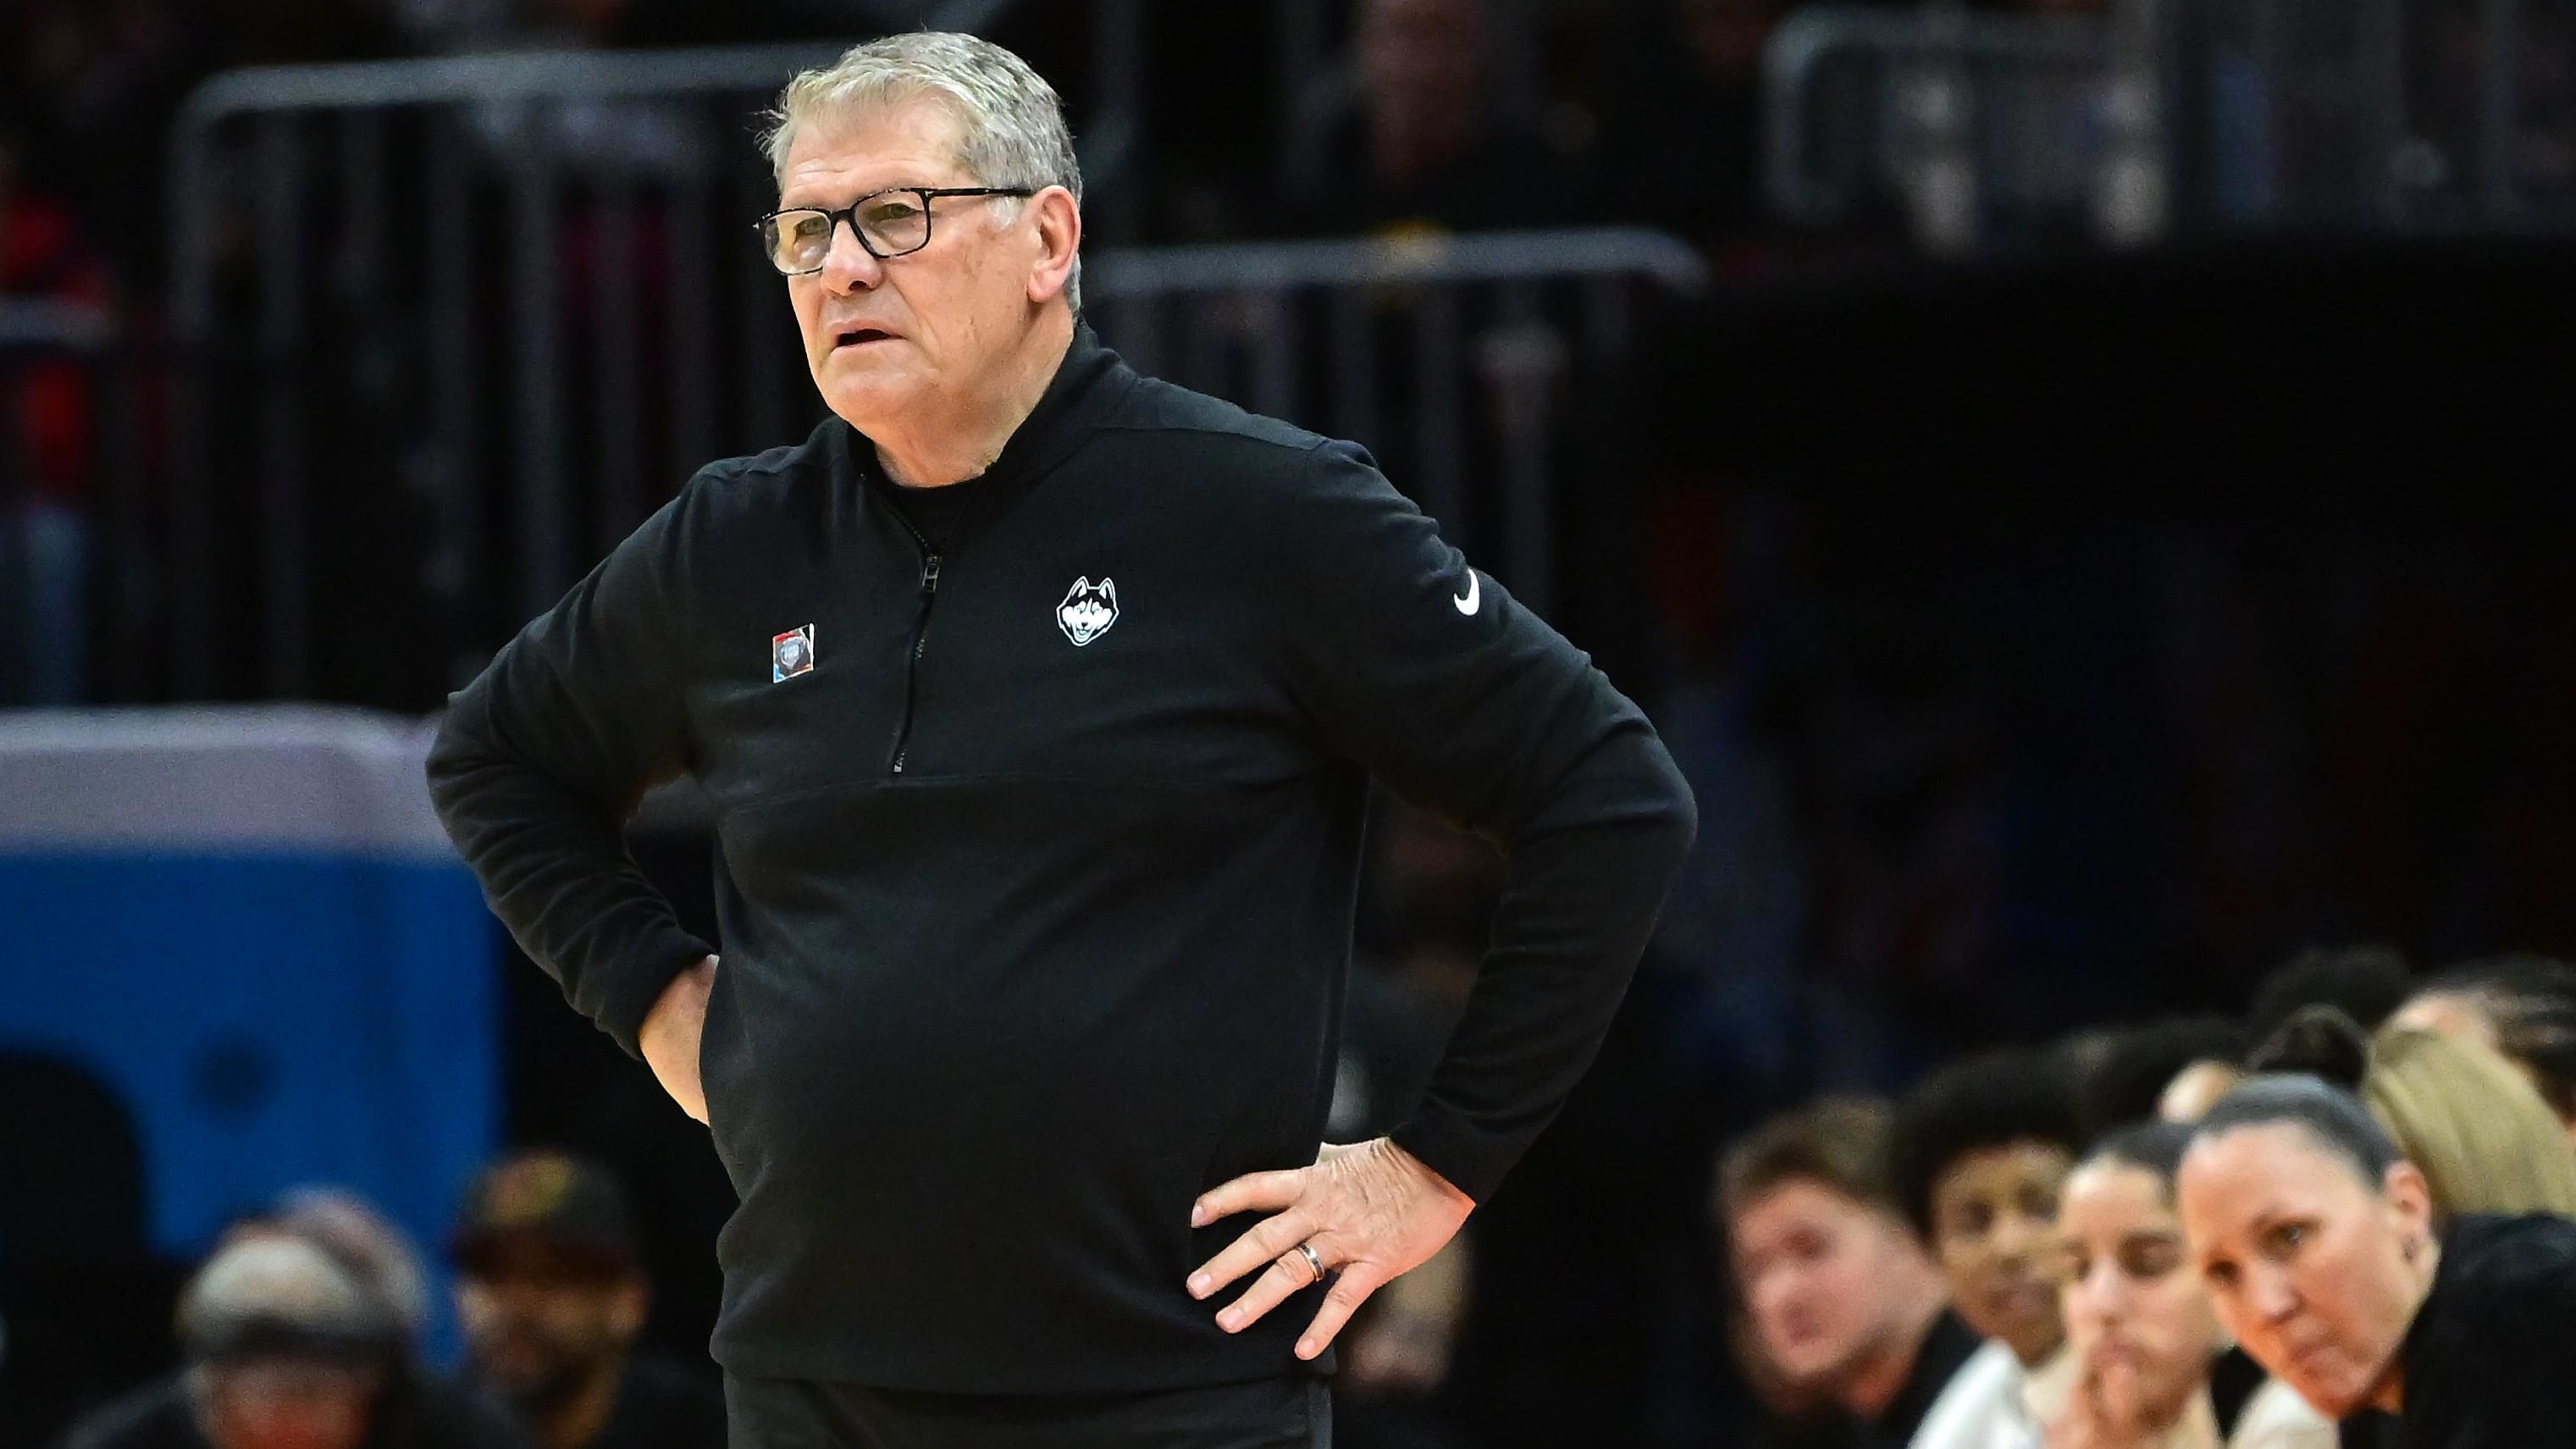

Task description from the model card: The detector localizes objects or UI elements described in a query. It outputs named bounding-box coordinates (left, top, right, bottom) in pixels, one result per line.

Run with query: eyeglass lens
left=764, top=193, right=932, bottom=273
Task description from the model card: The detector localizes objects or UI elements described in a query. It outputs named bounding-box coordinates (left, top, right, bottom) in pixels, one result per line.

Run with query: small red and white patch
left=771, top=624, right=815, bottom=682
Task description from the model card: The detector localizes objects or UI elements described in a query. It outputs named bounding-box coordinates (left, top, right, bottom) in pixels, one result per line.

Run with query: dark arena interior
left=6, top=3, right=2576, bottom=1448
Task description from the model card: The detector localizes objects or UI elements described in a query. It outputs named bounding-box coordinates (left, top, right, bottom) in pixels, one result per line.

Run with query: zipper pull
left=921, top=554, right=943, bottom=595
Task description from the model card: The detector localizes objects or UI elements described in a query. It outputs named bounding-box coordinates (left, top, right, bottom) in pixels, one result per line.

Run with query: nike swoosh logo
left=1453, top=569, right=1480, bottom=616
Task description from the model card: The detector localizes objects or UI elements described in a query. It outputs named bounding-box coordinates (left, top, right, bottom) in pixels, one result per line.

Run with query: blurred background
left=3, top=0, right=2574, bottom=1446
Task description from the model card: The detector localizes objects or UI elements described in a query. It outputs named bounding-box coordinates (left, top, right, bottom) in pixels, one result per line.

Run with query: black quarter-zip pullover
left=427, top=325, right=1696, bottom=1395
left=2393, top=1213, right=2576, bottom=1447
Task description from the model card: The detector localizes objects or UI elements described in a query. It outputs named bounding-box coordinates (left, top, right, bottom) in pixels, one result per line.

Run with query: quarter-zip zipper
left=887, top=517, right=942, bottom=775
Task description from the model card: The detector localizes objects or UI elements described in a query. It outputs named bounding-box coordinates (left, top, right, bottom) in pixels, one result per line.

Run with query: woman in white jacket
left=2044, top=1122, right=2333, bottom=1449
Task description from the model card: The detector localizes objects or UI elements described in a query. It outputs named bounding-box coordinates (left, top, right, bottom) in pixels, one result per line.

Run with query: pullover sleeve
left=426, top=489, right=714, bottom=1058
left=1265, top=443, right=1698, bottom=1203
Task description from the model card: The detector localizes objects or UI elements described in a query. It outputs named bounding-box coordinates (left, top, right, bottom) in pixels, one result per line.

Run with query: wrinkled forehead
left=779, top=91, right=976, bottom=202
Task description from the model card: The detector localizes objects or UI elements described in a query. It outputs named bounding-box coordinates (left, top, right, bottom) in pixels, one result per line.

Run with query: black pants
left=723, top=1373, right=1330, bottom=1449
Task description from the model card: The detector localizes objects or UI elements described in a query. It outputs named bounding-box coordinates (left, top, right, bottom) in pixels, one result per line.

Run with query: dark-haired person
left=2073, top=1019, right=2252, bottom=1138
left=2046, top=1122, right=2331, bottom=1449
left=451, top=1152, right=724, bottom=1449
left=1893, top=1049, right=2087, bottom=1446
left=2242, top=948, right=2411, bottom=1048
left=1719, top=1098, right=1958, bottom=1449
left=2176, top=1076, right=2576, bottom=1448
left=2391, top=954, right=2576, bottom=1152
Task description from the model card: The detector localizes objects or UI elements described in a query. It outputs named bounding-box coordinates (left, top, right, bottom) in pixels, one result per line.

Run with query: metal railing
left=156, top=27, right=1694, bottom=705
left=0, top=301, right=144, bottom=706
left=1763, top=0, right=2576, bottom=251
left=1088, top=229, right=1710, bottom=618
left=166, top=44, right=843, bottom=700
left=163, top=28, right=1147, bottom=702
left=1763, top=8, right=2114, bottom=251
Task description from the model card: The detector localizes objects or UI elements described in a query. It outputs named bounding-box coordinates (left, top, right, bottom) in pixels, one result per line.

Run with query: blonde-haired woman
left=2252, top=1006, right=2576, bottom=1219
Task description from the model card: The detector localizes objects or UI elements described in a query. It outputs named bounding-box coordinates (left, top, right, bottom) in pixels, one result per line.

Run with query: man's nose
left=821, top=215, right=883, bottom=293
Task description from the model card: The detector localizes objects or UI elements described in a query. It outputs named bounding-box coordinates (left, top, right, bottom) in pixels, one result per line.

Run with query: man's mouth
left=832, top=324, right=897, bottom=350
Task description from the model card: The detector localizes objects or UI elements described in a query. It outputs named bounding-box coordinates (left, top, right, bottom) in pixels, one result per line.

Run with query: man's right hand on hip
left=640, top=954, right=718, bottom=1123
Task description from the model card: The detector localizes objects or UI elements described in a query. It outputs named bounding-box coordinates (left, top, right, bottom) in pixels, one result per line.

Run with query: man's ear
left=1025, top=185, right=1081, bottom=304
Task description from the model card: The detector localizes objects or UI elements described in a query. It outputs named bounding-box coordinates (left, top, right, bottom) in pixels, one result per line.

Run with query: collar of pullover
left=843, top=321, right=1130, bottom=550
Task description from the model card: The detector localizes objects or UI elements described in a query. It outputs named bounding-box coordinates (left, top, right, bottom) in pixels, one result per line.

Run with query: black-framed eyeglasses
left=755, top=186, right=1036, bottom=274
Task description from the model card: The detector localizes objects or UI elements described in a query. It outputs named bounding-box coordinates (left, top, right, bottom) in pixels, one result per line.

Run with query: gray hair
left=762, top=32, right=1084, bottom=311
left=176, top=1235, right=402, bottom=1366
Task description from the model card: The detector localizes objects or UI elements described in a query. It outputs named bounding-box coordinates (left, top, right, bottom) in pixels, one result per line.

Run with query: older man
left=59, top=1234, right=527, bottom=1449
left=427, top=31, right=1694, bottom=1448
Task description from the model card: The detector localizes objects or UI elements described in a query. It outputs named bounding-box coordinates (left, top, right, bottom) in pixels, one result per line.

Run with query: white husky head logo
left=1057, top=577, right=1119, bottom=647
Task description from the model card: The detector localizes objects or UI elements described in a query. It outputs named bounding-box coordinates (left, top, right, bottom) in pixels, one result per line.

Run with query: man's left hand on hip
left=1185, top=1137, right=1474, bottom=1361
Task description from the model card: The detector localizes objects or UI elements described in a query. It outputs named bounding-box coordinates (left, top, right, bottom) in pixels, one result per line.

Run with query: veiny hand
left=1186, top=1137, right=1474, bottom=1361
left=638, top=954, right=717, bottom=1123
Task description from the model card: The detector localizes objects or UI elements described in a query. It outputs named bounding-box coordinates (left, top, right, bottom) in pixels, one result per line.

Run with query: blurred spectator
left=1638, top=483, right=1844, bottom=1107
left=1337, top=801, right=1490, bottom=1159
left=1890, top=1048, right=2086, bottom=1441
left=2242, top=945, right=2411, bottom=1045
left=2249, top=1007, right=2576, bottom=1222
left=1333, top=1235, right=1473, bottom=1449
left=2071, top=1018, right=2251, bottom=1140
left=2178, top=1076, right=2576, bottom=1446
left=1595, top=0, right=1788, bottom=260
left=1281, top=0, right=1584, bottom=235
left=2045, top=1121, right=2331, bottom=1449
left=0, top=124, right=112, bottom=703
left=2153, top=1064, right=2245, bottom=1131
left=451, top=1153, right=721, bottom=1449
left=1331, top=803, right=1488, bottom=1449
left=0, top=0, right=204, bottom=290
left=1718, top=1098, right=1953, bottom=1447
left=0, top=1053, right=178, bottom=1449
left=2393, top=955, right=2576, bottom=1148
left=57, top=1233, right=526, bottom=1449
left=240, top=1192, right=435, bottom=1350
